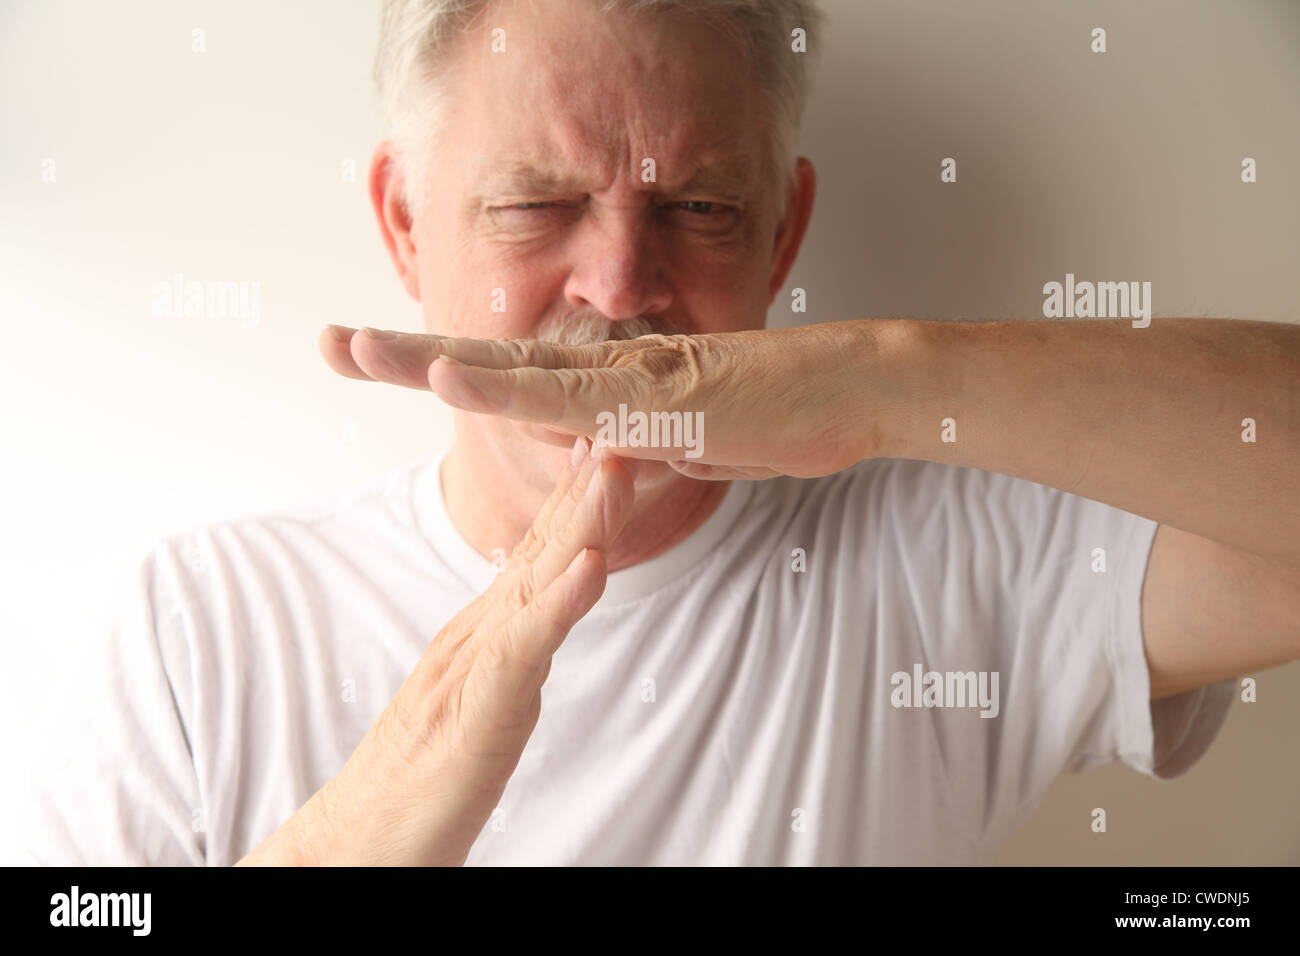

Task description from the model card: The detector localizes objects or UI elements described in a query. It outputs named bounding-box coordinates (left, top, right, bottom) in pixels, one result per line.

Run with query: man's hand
left=320, top=322, right=902, bottom=481
left=237, top=436, right=634, bottom=866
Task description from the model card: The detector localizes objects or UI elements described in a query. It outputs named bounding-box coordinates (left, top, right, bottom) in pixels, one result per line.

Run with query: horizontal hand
left=320, top=322, right=891, bottom=481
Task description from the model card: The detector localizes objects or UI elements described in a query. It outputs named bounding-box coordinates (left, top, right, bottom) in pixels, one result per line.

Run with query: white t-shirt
left=16, top=454, right=1233, bottom=865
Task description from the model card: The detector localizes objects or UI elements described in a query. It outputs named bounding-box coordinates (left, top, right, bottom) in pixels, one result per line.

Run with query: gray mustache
left=534, top=314, right=672, bottom=345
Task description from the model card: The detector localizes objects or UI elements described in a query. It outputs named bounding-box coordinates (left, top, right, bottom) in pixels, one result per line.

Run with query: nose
left=563, top=207, right=672, bottom=322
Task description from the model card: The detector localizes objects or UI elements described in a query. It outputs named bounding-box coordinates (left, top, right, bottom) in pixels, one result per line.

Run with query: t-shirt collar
left=411, top=449, right=753, bottom=607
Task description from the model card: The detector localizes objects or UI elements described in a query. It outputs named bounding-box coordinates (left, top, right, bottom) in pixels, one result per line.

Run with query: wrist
left=843, top=317, right=931, bottom=462
left=235, top=810, right=320, bottom=866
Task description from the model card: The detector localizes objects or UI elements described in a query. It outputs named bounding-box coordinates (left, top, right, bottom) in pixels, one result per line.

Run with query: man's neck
left=440, top=442, right=731, bottom=572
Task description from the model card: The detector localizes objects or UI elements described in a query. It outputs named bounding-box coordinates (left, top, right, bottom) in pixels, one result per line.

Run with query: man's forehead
left=445, top=1, right=769, bottom=198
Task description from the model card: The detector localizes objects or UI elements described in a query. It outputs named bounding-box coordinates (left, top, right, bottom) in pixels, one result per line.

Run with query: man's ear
left=369, top=142, right=421, bottom=302
left=767, top=156, right=816, bottom=302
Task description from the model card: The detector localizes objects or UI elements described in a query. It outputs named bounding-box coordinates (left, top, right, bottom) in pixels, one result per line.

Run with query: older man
left=23, top=0, right=1300, bottom=866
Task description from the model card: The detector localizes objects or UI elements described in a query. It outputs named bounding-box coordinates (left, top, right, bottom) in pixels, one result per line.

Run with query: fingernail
left=565, top=548, right=588, bottom=576
left=439, top=354, right=465, bottom=366
left=326, top=324, right=352, bottom=342
left=570, top=435, right=588, bottom=468
left=361, top=327, right=396, bottom=340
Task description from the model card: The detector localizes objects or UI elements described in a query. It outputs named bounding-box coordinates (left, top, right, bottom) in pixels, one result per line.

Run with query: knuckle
left=504, top=338, right=533, bottom=364
left=375, top=694, right=436, bottom=774
left=477, top=634, right=516, bottom=674
left=513, top=526, right=544, bottom=563
left=377, top=695, right=416, bottom=749
left=498, top=568, right=532, bottom=609
left=615, top=334, right=704, bottom=399
left=377, top=644, right=481, bottom=771
left=486, top=559, right=534, bottom=608
left=528, top=579, right=562, bottom=627
left=471, top=641, right=539, bottom=729
left=518, top=561, right=541, bottom=604
left=557, top=367, right=594, bottom=408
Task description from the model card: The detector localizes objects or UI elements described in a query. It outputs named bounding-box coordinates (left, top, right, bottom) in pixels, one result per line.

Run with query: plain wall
left=1, top=0, right=1296, bottom=864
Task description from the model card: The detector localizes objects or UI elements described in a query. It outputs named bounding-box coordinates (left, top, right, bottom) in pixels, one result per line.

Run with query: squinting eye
left=486, top=201, right=580, bottom=228
left=664, top=200, right=739, bottom=233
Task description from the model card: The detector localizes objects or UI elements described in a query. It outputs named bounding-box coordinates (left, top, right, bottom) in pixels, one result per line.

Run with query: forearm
left=235, top=788, right=335, bottom=866
left=233, top=747, right=483, bottom=867
left=869, top=317, right=1300, bottom=569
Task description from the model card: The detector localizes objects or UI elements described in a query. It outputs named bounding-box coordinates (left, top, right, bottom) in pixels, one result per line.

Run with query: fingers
left=493, top=439, right=629, bottom=608
left=493, top=452, right=634, bottom=666
left=320, top=328, right=669, bottom=456
left=321, top=325, right=620, bottom=390
left=318, top=325, right=373, bottom=382
left=358, top=329, right=616, bottom=372
left=520, top=453, right=632, bottom=598
left=497, top=472, right=625, bottom=676
left=666, top=461, right=781, bottom=480
left=462, top=545, right=610, bottom=726
left=515, top=435, right=599, bottom=552
left=471, top=435, right=603, bottom=633
left=470, top=443, right=633, bottom=704
left=347, top=327, right=442, bottom=390
left=318, top=325, right=454, bottom=390
left=409, top=435, right=595, bottom=680
left=501, top=545, right=609, bottom=679
left=424, top=336, right=612, bottom=371
left=427, top=360, right=654, bottom=437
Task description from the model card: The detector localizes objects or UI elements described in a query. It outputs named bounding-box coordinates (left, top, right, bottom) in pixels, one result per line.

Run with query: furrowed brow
left=475, top=156, right=759, bottom=200
left=479, top=162, right=585, bottom=196
left=675, top=159, right=757, bottom=197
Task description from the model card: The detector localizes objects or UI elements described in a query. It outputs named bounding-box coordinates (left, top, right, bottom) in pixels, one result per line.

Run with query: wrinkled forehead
left=438, top=0, right=772, bottom=188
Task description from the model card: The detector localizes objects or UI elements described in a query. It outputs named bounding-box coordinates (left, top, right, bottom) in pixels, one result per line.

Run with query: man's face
left=405, top=0, right=797, bottom=487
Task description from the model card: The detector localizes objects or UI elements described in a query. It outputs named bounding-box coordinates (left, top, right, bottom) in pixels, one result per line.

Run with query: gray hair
left=374, top=0, right=824, bottom=215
